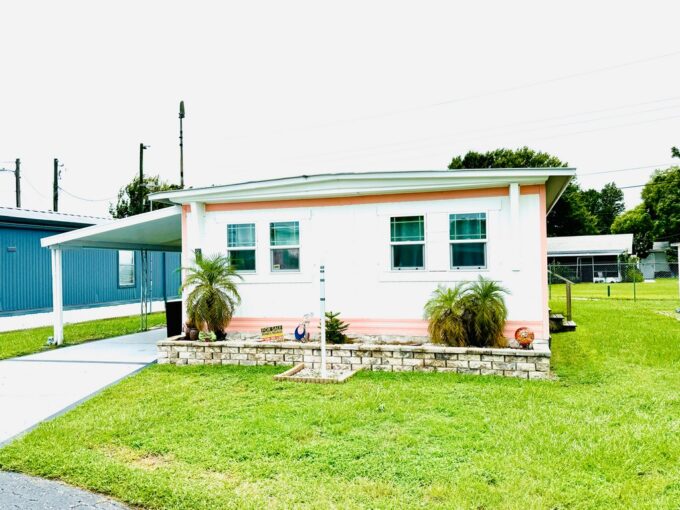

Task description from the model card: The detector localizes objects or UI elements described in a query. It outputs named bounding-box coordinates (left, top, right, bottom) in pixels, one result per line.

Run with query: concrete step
left=561, top=320, right=577, bottom=332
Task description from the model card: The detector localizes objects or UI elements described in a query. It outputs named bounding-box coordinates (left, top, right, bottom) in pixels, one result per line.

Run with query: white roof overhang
left=41, top=206, right=182, bottom=252
left=150, top=169, right=575, bottom=213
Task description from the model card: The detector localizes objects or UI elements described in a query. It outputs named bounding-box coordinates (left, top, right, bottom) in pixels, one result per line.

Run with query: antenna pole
left=139, top=143, right=149, bottom=212
left=179, top=100, right=185, bottom=188
left=53, top=158, right=59, bottom=211
left=14, top=158, right=20, bottom=208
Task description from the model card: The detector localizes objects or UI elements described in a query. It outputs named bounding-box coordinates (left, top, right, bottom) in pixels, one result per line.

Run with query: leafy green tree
left=448, top=146, right=566, bottom=169
left=547, top=182, right=599, bottom=237
left=641, top=166, right=680, bottom=241
left=447, top=147, right=599, bottom=236
left=181, top=253, right=242, bottom=340
left=581, top=182, right=625, bottom=234
left=109, top=175, right=181, bottom=218
left=611, top=204, right=654, bottom=258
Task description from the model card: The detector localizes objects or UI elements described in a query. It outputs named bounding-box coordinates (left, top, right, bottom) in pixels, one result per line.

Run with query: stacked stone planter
left=158, top=338, right=551, bottom=380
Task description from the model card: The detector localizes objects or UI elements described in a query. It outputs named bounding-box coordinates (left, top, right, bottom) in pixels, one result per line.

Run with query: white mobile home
left=147, top=169, right=573, bottom=342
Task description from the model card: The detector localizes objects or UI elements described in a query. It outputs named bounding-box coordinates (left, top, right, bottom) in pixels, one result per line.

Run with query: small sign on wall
left=261, top=325, right=284, bottom=342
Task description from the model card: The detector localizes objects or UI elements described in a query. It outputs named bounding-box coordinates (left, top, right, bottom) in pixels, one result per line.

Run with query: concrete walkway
left=0, top=471, right=130, bottom=509
left=0, top=329, right=165, bottom=445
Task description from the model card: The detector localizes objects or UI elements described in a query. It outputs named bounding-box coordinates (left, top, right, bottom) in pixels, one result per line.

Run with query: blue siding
left=0, top=225, right=181, bottom=316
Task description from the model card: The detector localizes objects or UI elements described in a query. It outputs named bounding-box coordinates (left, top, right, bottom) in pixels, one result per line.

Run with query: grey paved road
left=0, top=471, right=130, bottom=509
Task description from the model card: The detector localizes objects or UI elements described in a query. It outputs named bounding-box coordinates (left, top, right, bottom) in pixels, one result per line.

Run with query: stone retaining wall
left=158, top=338, right=551, bottom=380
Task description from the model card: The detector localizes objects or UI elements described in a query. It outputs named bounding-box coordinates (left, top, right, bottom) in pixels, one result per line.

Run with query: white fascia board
left=548, top=251, right=626, bottom=257
left=150, top=169, right=576, bottom=205
left=41, top=206, right=181, bottom=249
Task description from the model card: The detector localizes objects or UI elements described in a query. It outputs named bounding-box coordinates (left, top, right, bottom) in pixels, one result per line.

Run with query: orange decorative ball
left=515, top=327, right=535, bottom=348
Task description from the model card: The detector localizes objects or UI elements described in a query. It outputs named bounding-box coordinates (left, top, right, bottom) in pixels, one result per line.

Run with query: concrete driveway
left=0, top=329, right=165, bottom=445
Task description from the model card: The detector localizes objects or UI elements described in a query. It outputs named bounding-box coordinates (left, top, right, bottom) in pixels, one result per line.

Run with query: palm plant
left=181, top=253, right=242, bottom=340
left=424, top=284, right=468, bottom=346
left=461, top=276, right=509, bottom=348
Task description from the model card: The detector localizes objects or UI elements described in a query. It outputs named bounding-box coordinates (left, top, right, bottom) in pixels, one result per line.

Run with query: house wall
left=182, top=185, right=549, bottom=339
left=0, top=224, right=181, bottom=316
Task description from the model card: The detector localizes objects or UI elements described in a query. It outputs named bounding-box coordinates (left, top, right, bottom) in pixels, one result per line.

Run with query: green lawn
left=0, top=312, right=166, bottom=360
left=549, top=276, right=679, bottom=301
left=0, top=299, right=679, bottom=509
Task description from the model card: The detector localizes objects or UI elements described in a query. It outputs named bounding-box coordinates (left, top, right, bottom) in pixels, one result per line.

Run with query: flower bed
left=158, top=337, right=551, bottom=379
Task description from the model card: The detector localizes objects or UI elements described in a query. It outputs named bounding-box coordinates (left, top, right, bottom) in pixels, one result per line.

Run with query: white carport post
left=50, top=246, right=64, bottom=345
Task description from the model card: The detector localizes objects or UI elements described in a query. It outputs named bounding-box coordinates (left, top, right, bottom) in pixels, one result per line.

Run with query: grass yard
left=0, top=299, right=679, bottom=509
left=549, top=276, right=679, bottom=301
left=0, top=312, right=166, bottom=360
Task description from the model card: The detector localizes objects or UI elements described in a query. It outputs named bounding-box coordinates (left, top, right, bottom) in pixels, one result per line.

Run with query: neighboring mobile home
left=640, top=241, right=674, bottom=280
left=547, top=233, right=633, bottom=283
left=0, top=207, right=180, bottom=331
left=148, top=169, right=574, bottom=342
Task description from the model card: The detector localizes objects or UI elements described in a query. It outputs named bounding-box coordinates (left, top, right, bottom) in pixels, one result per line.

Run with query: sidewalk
left=0, top=329, right=164, bottom=445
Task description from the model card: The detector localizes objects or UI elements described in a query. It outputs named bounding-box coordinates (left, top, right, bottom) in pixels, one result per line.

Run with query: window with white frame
left=270, top=221, right=300, bottom=271
left=118, top=250, right=136, bottom=287
left=390, top=216, right=425, bottom=270
left=450, top=212, right=487, bottom=269
left=227, top=223, right=256, bottom=271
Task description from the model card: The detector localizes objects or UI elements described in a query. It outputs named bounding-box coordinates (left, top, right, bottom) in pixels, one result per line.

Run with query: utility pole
left=53, top=158, right=59, bottom=212
left=0, top=158, right=21, bottom=208
left=179, top=100, right=185, bottom=188
left=139, top=143, right=149, bottom=212
left=14, top=158, right=20, bottom=208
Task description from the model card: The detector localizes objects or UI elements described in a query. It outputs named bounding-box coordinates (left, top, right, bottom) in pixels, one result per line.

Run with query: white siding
left=184, top=192, right=544, bottom=334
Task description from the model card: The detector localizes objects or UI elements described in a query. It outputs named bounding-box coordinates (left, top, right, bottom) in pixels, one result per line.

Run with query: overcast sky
left=1, top=1, right=679, bottom=217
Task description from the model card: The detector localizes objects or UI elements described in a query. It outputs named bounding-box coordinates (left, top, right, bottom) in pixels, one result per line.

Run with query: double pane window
left=390, top=216, right=425, bottom=270
left=118, top=250, right=135, bottom=287
left=450, top=213, right=487, bottom=269
left=227, top=223, right=256, bottom=271
left=270, top=221, right=300, bottom=271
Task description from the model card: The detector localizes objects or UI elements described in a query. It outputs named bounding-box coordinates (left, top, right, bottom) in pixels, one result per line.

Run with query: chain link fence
left=549, top=261, right=680, bottom=302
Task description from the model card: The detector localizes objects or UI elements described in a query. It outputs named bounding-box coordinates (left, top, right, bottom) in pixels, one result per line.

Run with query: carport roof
left=40, top=206, right=182, bottom=252
left=547, top=233, right=634, bottom=257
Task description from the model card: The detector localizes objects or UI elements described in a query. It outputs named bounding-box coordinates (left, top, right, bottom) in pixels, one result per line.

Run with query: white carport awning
left=41, top=206, right=182, bottom=252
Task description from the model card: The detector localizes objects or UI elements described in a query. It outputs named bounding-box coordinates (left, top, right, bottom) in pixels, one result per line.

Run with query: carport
left=40, top=206, right=183, bottom=345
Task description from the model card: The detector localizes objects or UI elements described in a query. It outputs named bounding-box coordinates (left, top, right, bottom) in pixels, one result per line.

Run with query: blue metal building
left=0, top=207, right=181, bottom=316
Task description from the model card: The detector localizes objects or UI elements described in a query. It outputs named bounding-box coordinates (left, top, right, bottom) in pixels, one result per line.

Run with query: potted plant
left=184, top=320, right=199, bottom=340
left=181, top=252, right=242, bottom=341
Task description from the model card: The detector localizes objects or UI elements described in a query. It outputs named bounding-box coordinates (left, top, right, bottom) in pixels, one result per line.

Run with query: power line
left=58, top=186, right=116, bottom=202
left=286, top=100, right=680, bottom=164
left=228, top=49, right=680, bottom=138
left=578, top=163, right=674, bottom=176
left=22, top=175, right=49, bottom=199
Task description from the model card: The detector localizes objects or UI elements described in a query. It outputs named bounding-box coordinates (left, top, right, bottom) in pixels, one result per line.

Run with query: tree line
left=449, top=146, right=680, bottom=258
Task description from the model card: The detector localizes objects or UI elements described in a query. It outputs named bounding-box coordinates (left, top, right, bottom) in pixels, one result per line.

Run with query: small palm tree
left=462, top=276, right=509, bottom=348
left=181, top=253, right=242, bottom=339
left=424, top=284, right=468, bottom=346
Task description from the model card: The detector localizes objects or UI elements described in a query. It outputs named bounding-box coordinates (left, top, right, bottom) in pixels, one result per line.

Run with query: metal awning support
left=41, top=206, right=183, bottom=345
left=50, top=247, right=64, bottom=345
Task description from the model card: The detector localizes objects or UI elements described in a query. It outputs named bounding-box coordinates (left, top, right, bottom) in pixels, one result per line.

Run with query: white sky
left=1, top=0, right=679, bottom=217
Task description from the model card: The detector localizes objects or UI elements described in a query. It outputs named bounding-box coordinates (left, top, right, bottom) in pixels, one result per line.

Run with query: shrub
left=424, top=277, right=508, bottom=348
left=622, top=265, right=644, bottom=283
left=323, top=311, right=350, bottom=344
left=424, top=284, right=467, bottom=347
left=181, top=252, right=242, bottom=339
left=461, top=277, right=509, bottom=348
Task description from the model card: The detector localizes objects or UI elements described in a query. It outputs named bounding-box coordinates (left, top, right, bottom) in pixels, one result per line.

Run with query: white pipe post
left=51, top=247, right=64, bottom=345
left=509, top=182, right=520, bottom=271
left=673, top=244, right=680, bottom=301
left=319, top=264, right=327, bottom=377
